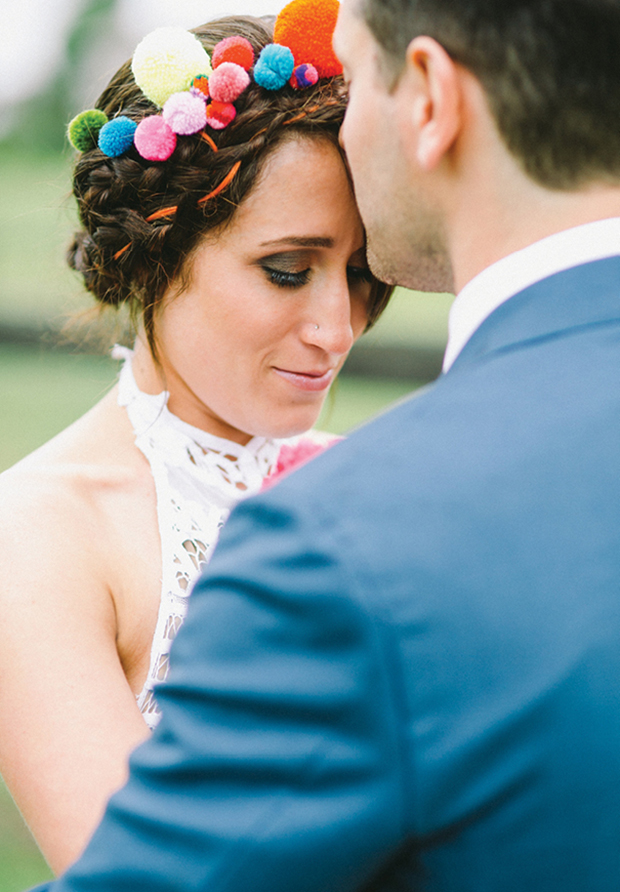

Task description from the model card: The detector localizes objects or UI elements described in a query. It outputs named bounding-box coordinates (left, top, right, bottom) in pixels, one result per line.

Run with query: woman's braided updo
left=68, top=15, right=392, bottom=353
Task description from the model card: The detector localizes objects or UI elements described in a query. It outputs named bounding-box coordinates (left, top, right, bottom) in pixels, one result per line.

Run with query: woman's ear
left=396, top=35, right=462, bottom=171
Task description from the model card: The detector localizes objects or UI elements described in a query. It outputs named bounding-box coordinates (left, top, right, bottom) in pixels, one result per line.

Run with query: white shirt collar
left=443, top=217, right=620, bottom=371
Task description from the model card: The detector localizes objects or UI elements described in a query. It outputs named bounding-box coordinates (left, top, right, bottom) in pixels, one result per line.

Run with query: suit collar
left=444, top=218, right=620, bottom=371
left=447, top=255, right=620, bottom=373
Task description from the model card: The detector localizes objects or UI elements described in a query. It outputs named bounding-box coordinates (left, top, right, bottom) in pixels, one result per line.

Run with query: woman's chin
left=253, top=407, right=325, bottom=441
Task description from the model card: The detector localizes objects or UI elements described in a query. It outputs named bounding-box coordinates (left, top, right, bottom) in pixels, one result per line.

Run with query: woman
left=0, top=2, right=391, bottom=876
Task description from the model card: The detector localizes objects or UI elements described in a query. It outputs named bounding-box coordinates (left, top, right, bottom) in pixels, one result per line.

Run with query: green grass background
left=0, top=148, right=453, bottom=889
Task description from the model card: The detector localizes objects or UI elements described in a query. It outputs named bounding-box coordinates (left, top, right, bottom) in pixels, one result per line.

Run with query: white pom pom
left=132, top=27, right=212, bottom=107
left=163, top=92, right=207, bottom=135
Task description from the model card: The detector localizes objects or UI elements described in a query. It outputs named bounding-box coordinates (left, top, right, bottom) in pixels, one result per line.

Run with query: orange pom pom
left=191, top=75, right=210, bottom=100
left=274, top=0, right=343, bottom=78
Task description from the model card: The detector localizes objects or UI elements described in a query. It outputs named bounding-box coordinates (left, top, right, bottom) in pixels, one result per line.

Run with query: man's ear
left=396, top=36, right=462, bottom=171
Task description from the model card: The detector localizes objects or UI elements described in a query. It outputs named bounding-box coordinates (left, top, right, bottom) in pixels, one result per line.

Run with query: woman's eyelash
left=263, top=266, right=311, bottom=288
left=347, top=266, right=373, bottom=284
left=261, top=265, right=372, bottom=289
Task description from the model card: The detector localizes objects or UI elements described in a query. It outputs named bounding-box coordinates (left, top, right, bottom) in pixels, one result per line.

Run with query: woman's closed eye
left=347, top=265, right=373, bottom=285
left=258, top=250, right=373, bottom=290
left=262, top=265, right=311, bottom=288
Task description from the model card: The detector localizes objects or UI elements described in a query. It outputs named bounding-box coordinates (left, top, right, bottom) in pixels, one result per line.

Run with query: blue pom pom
left=98, top=116, right=138, bottom=157
left=254, top=44, right=295, bottom=90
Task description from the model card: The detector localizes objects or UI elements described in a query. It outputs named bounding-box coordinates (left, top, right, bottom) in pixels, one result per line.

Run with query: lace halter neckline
left=113, top=345, right=284, bottom=728
left=114, top=344, right=281, bottom=495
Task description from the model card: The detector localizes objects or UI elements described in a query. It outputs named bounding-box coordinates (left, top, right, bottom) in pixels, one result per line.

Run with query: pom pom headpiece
left=68, top=0, right=343, bottom=165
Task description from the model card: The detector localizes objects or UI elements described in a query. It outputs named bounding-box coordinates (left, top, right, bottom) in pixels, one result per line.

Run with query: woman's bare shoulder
left=3, top=386, right=148, bottom=500
left=0, top=390, right=157, bottom=874
left=0, top=388, right=154, bottom=596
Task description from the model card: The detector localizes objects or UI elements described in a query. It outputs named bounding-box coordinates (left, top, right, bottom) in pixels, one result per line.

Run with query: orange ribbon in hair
left=145, top=205, right=179, bottom=222
left=114, top=242, right=132, bottom=260
left=201, top=132, right=219, bottom=152
left=197, top=161, right=241, bottom=205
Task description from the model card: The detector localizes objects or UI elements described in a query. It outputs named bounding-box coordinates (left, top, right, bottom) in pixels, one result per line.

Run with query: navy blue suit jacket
left=38, top=258, right=620, bottom=891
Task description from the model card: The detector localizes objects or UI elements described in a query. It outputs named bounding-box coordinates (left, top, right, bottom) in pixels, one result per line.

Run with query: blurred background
left=0, top=0, right=453, bottom=887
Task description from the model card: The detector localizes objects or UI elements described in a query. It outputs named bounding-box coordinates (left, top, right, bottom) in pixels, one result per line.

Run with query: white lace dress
left=114, top=346, right=333, bottom=729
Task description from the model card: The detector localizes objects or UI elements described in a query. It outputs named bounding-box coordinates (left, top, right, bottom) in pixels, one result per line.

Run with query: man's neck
left=443, top=217, right=620, bottom=371
left=448, top=175, right=620, bottom=295
left=436, top=78, right=620, bottom=294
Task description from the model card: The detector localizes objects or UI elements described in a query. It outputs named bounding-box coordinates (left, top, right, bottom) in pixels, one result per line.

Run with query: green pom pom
left=68, top=109, right=109, bottom=152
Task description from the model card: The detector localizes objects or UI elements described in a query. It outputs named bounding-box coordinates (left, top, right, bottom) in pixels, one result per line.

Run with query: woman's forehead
left=222, top=139, right=362, bottom=249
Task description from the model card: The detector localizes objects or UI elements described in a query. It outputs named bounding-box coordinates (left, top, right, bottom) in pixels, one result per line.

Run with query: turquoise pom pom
left=98, top=116, right=138, bottom=157
left=254, top=44, right=295, bottom=90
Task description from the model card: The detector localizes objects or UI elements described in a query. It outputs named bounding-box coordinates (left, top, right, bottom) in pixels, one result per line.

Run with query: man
left=35, top=0, right=620, bottom=889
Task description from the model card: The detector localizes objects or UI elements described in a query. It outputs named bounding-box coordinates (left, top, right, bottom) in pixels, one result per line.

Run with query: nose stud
left=314, top=324, right=319, bottom=330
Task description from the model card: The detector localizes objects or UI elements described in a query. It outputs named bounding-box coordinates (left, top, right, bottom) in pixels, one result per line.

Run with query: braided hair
left=68, top=16, right=393, bottom=354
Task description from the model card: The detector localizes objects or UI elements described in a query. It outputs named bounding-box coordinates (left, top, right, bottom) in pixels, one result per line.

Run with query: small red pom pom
left=206, top=100, right=236, bottom=130
left=212, top=36, right=255, bottom=71
left=274, top=0, right=343, bottom=78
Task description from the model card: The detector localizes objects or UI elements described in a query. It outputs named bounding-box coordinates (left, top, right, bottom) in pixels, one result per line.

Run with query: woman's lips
left=272, top=366, right=335, bottom=392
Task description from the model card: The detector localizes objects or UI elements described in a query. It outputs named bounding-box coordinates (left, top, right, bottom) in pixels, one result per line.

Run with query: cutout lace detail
left=114, top=346, right=311, bottom=729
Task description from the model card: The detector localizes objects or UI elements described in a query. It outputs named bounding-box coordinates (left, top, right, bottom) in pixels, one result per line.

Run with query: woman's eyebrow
left=258, top=236, right=334, bottom=249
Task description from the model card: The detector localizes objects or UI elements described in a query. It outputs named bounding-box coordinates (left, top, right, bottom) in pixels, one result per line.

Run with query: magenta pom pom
left=206, top=101, right=236, bottom=130
left=163, top=92, right=207, bottom=134
left=208, top=62, right=251, bottom=104
left=134, top=115, right=177, bottom=160
left=291, top=63, right=319, bottom=89
left=212, top=36, right=255, bottom=71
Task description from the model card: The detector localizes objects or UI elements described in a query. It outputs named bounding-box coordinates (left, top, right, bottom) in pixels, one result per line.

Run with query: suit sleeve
left=35, top=488, right=406, bottom=892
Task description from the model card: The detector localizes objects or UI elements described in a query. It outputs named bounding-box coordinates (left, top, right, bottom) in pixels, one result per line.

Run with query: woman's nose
left=302, top=282, right=355, bottom=356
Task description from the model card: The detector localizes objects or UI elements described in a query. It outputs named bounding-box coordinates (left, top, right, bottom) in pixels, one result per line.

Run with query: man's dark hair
left=361, top=0, right=620, bottom=189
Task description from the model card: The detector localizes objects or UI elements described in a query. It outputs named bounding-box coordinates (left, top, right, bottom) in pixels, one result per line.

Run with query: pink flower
left=262, top=436, right=341, bottom=490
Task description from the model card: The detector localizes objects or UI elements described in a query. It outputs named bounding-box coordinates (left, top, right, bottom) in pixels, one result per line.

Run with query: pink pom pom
left=163, top=92, right=207, bottom=134
left=134, top=115, right=177, bottom=160
left=212, top=36, right=254, bottom=71
left=206, top=101, right=237, bottom=130
left=208, top=62, right=250, bottom=103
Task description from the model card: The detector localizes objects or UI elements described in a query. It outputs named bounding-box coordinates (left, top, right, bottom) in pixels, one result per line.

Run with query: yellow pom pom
left=132, top=27, right=212, bottom=108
